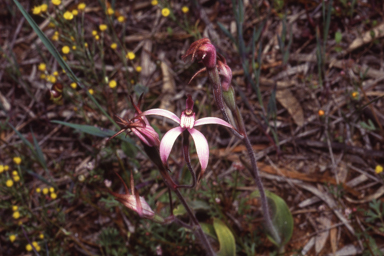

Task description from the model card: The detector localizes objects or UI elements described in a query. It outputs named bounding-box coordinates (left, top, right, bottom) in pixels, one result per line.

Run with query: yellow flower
left=78, top=3, right=86, bottom=10
left=50, top=193, right=57, bottom=199
left=99, top=24, right=107, bottom=31
left=70, top=82, right=77, bottom=89
left=110, top=43, right=117, bottom=49
left=95, top=35, right=100, bottom=41
left=39, top=234, right=44, bottom=239
left=12, top=170, right=18, bottom=176
left=36, top=188, right=41, bottom=193
left=109, top=80, right=117, bottom=89
left=52, top=34, right=59, bottom=41
left=72, top=9, right=78, bottom=16
left=6, top=179, right=13, bottom=187
left=32, top=6, right=41, bottom=15
left=62, top=46, right=70, bottom=54
left=41, top=4, right=48, bottom=12
left=13, top=176, right=20, bottom=182
left=352, top=91, right=358, bottom=98
left=63, top=11, right=73, bottom=20
left=92, top=30, right=97, bottom=36
left=4, top=165, right=9, bottom=171
left=13, top=211, right=20, bottom=219
left=376, top=165, right=383, bottom=174
left=26, top=244, right=32, bottom=251
left=12, top=205, right=18, bottom=211
left=53, top=71, right=59, bottom=76
left=47, top=75, right=56, bottom=83
left=161, top=8, right=170, bottom=17
left=136, top=66, right=142, bottom=72
left=40, top=74, right=46, bottom=79
left=49, top=187, right=54, bottom=192
left=38, top=63, right=46, bottom=71
left=32, top=241, right=41, bottom=251
left=182, top=6, right=189, bottom=13
left=318, top=109, right=324, bottom=116
left=117, top=16, right=125, bottom=23
left=126, top=51, right=135, bottom=60
left=52, top=0, right=61, bottom=6
left=151, top=0, right=158, bottom=5
left=70, top=36, right=75, bottom=41
left=0, top=165, right=3, bottom=173
left=13, top=157, right=21, bottom=165
left=88, top=89, right=94, bottom=95
left=9, top=235, right=16, bottom=242
left=84, top=42, right=88, bottom=48
left=49, top=22, right=55, bottom=28
left=107, top=7, right=114, bottom=15
left=72, top=46, right=76, bottom=50
left=42, top=188, right=49, bottom=195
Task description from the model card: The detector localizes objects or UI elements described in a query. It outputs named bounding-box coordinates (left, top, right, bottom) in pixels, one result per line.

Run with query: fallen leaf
left=276, top=89, right=304, bottom=127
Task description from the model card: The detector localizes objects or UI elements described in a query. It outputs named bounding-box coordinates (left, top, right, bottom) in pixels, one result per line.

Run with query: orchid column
left=182, top=38, right=281, bottom=245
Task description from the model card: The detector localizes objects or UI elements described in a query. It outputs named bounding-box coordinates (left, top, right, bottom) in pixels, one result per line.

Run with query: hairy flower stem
left=243, top=134, right=281, bottom=245
left=174, top=189, right=216, bottom=256
left=143, top=143, right=215, bottom=255
left=206, top=59, right=281, bottom=246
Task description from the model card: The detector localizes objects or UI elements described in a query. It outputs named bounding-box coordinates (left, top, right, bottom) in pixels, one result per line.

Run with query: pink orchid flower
left=108, top=95, right=160, bottom=148
left=142, top=95, right=236, bottom=179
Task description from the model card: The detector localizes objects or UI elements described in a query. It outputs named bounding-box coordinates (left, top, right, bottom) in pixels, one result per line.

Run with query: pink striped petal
left=188, top=128, right=209, bottom=172
left=194, top=117, right=234, bottom=129
left=142, top=109, right=180, bottom=124
left=160, top=126, right=184, bottom=165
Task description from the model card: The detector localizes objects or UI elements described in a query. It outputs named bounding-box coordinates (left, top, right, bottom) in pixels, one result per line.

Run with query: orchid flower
left=142, top=95, right=236, bottom=180
left=107, top=172, right=155, bottom=219
left=108, top=95, right=160, bottom=148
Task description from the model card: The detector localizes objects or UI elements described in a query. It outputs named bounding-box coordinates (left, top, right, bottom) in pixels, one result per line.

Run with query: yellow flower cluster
left=12, top=170, right=20, bottom=182
left=78, top=3, right=86, bottom=10
left=99, top=24, right=107, bottom=31
left=62, top=46, right=70, bottom=54
left=110, top=43, right=117, bottom=50
left=318, top=109, right=324, bottom=116
left=26, top=241, right=41, bottom=252
left=126, top=51, right=135, bottom=60
left=32, top=4, right=48, bottom=15
left=52, top=31, right=59, bottom=41
left=13, top=157, right=21, bottom=165
left=117, top=16, right=125, bottom=23
left=63, top=11, right=74, bottom=20
left=136, top=66, right=142, bottom=72
left=9, top=235, right=16, bottom=242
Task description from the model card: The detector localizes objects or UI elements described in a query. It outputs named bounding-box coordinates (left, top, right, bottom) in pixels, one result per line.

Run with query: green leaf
left=251, top=190, right=293, bottom=248
left=51, top=120, right=135, bottom=144
left=173, top=200, right=211, bottom=216
left=335, top=31, right=342, bottom=44
left=200, top=223, right=217, bottom=239
left=217, top=22, right=236, bottom=45
left=31, top=130, right=47, bottom=171
left=213, top=218, right=236, bottom=256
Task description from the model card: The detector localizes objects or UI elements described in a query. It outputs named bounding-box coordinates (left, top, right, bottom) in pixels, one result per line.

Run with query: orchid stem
left=174, top=189, right=216, bottom=256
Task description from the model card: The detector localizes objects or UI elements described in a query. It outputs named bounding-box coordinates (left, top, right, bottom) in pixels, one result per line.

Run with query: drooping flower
left=107, top=172, right=154, bottom=219
left=182, top=38, right=217, bottom=70
left=108, top=95, right=160, bottom=148
left=142, top=95, right=236, bottom=179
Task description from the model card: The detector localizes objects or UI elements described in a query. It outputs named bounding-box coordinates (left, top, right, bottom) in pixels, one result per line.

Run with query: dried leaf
left=315, top=217, right=331, bottom=254
left=276, top=89, right=304, bottom=127
left=347, top=23, right=384, bottom=52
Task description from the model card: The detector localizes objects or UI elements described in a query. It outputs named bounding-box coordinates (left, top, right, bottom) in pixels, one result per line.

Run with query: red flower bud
left=182, top=38, right=217, bottom=70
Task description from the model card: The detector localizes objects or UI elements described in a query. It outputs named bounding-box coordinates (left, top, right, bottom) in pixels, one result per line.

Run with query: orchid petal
left=160, top=126, right=184, bottom=165
left=142, top=109, right=180, bottom=124
left=194, top=117, right=235, bottom=129
left=188, top=128, right=209, bottom=173
left=132, top=128, right=152, bottom=147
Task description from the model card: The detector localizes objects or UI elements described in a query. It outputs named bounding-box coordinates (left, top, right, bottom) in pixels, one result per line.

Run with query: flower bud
left=217, top=54, right=232, bottom=92
left=182, top=38, right=216, bottom=70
